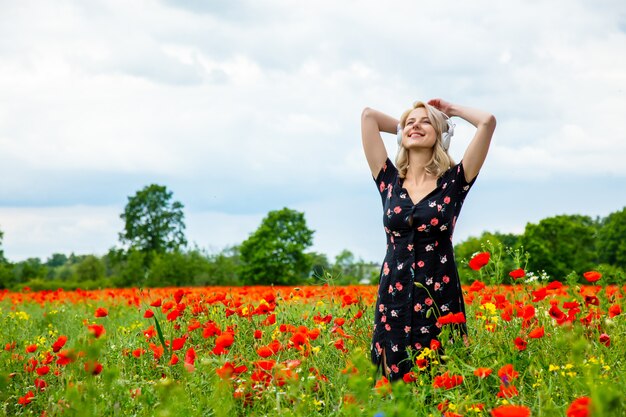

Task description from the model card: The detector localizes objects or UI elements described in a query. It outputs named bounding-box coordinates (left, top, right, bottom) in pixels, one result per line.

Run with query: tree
left=76, top=255, right=106, bottom=282
left=202, top=246, right=241, bottom=286
left=46, top=253, right=68, bottom=268
left=454, top=231, right=520, bottom=283
left=146, top=249, right=214, bottom=287
left=520, top=215, right=598, bottom=281
left=0, top=227, right=6, bottom=264
left=597, top=207, right=626, bottom=267
left=120, top=184, right=187, bottom=255
left=307, top=251, right=330, bottom=280
left=105, top=248, right=147, bottom=287
left=0, top=227, right=10, bottom=288
left=239, top=208, right=314, bottom=285
left=13, top=258, right=48, bottom=283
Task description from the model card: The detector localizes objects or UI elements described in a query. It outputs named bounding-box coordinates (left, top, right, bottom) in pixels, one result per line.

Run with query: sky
left=1, top=0, right=625, bottom=264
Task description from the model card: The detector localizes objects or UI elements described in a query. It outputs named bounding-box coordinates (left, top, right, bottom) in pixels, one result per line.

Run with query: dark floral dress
left=371, top=157, right=477, bottom=381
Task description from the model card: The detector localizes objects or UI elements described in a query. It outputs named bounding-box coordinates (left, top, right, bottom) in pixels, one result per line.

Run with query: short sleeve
left=372, top=158, right=398, bottom=206
left=447, top=160, right=478, bottom=197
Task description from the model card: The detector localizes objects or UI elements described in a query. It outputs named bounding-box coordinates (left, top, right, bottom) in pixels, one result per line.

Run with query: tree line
left=0, top=184, right=624, bottom=289
left=0, top=185, right=378, bottom=290
left=455, top=211, right=626, bottom=284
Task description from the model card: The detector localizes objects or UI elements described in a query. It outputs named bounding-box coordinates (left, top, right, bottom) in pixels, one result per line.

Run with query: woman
left=361, top=98, right=496, bottom=382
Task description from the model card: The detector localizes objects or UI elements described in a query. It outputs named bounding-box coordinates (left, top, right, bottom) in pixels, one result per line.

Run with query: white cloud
left=0, top=206, right=121, bottom=260
left=1, top=0, right=625, bottom=261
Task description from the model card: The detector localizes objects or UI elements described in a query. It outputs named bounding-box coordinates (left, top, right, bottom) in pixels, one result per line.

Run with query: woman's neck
left=404, top=150, right=434, bottom=185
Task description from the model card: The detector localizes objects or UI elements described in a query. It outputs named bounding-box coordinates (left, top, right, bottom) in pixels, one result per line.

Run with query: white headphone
left=397, top=114, right=455, bottom=151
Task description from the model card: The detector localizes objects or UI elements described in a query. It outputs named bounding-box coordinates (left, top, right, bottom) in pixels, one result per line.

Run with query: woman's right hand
left=427, top=98, right=454, bottom=115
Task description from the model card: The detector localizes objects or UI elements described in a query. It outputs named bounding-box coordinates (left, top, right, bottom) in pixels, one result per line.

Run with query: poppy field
left=1, top=267, right=625, bottom=416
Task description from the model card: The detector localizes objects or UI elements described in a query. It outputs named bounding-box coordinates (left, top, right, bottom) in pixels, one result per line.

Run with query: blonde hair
left=396, top=101, right=455, bottom=178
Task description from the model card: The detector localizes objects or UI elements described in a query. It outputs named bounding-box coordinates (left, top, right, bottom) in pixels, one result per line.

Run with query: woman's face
left=401, top=107, right=437, bottom=150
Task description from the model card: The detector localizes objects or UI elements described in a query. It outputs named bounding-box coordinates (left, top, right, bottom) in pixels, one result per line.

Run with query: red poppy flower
left=567, top=396, right=591, bottom=417
left=583, top=271, right=601, bottom=282
left=251, top=369, right=272, bottom=385
left=334, top=338, right=348, bottom=353
left=35, top=366, right=50, bottom=376
left=437, top=312, right=466, bottom=325
left=143, top=326, right=157, bottom=339
left=255, top=359, right=276, bottom=371
left=84, top=361, right=103, bottom=375
left=17, top=390, right=35, bottom=405
left=262, top=314, right=276, bottom=326
left=528, top=326, right=545, bottom=339
left=254, top=330, right=263, bottom=339
left=149, top=343, right=164, bottom=359
left=87, top=324, right=105, bottom=339
left=473, top=368, right=492, bottom=378
left=498, top=364, right=519, bottom=383
left=216, top=362, right=236, bottom=379
left=491, top=405, right=530, bottom=417
left=509, top=268, right=525, bottom=279
left=416, top=358, right=429, bottom=369
left=549, top=305, right=567, bottom=324
left=94, top=307, right=108, bottom=318
left=469, top=252, right=490, bottom=271
left=430, top=339, right=441, bottom=351
left=374, top=376, right=391, bottom=395
left=432, top=371, right=463, bottom=389
left=514, top=337, right=528, bottom=351
left=584, top=295, right=600, bottom=306
left=143, top=310, right=154, bottom=318
left=497, top=384, right=519, bottom=398
left=202, top=322, right=221, bottom=338
left=24, top=357, right=38, bottom=373
left=56, top=350, right=76, bottom=366
left=342, top=294, right=358, bottom=307
left=599, top=333, right=611, bottom=347
left=438, top=400, right=451, bottom=412
left=532, top=287, right=548, bottom=302
left=403, top=371, right=418, bottom=383
left=166, top=309, right=181, bottom=322
left=257, top=345, right=274, bottom=358
left=184, top=348, right=196, bottom=371
left=171, top=337, right=186, bottom=351
left=34, top=378, right=47, bottom=391
left=52, top=336, right=68, bottom=353
left=608, top=304, right=622, bottom=318
left=215, top=332, right=234, bottom=349
left=290, top=331, right=309, bottom=349
left=469, top=280, right=486, bottom=292
left=187, top=319, right=201, bottom=332
left=268, top=339, right=282, bottom=353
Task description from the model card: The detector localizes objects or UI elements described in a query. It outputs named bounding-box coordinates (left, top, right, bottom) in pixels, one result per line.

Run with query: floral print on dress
left=371, top=157, right=477, bottom=382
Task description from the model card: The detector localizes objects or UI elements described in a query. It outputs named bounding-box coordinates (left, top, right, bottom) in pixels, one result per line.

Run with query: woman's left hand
left=427, top=98, right=453, bottom=115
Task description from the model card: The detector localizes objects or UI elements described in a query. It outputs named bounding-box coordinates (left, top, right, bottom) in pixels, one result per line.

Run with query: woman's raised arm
left=361, top=108, right=398, bottom=178
left=428, top=99, right=496, bottom=182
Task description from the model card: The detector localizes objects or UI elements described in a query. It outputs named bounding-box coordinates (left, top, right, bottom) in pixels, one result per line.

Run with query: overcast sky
left=1, top=0, right=625, bottom=263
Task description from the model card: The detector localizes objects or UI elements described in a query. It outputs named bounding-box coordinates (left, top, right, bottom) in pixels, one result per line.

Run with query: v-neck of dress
left=400, top=176, right=443, bottom=207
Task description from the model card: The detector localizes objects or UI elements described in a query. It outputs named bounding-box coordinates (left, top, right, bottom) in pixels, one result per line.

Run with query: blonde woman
left=361, top=99, right=496, bottom=381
